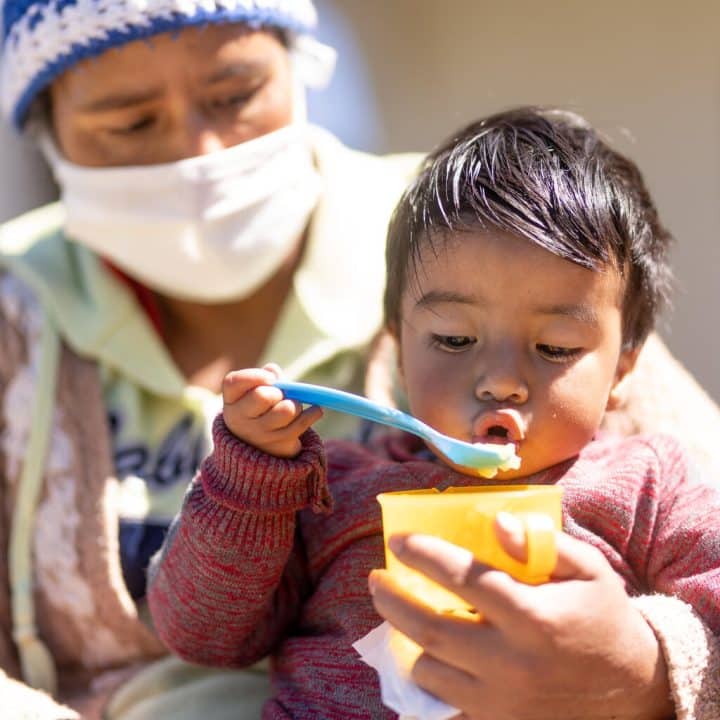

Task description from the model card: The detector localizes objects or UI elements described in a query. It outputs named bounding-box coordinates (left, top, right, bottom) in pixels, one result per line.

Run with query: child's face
left=397, top=230, right=637, bottom=479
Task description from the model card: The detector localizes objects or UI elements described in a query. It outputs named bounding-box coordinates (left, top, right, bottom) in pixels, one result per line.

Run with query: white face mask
left=40, top=121, right=322, bottom=303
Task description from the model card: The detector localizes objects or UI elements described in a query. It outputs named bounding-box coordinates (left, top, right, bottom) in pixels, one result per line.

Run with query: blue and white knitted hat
left=1, top=0, right=317, bottom=129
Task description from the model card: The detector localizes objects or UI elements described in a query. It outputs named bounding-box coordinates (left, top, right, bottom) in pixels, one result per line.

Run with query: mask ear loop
left=290, top=35, right=337, bottom=90
left=288, top=34, right=337, bottom=126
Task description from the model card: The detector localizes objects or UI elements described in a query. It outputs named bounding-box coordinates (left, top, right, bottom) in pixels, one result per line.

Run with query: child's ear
left=606, top=346, right=641, bottom=411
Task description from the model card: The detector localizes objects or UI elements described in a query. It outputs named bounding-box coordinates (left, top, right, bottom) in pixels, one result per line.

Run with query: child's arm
left=147, top=365, right=328, bottom=667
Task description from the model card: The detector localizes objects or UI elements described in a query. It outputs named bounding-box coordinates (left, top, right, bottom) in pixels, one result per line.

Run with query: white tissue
left=353, top=621, right=460, bottom=720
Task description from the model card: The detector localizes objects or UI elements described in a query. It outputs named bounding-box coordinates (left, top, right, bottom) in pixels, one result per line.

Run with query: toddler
left=148, top=107, right=720, bottom=719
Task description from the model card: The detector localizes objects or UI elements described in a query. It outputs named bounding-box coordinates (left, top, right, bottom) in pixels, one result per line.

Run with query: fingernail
left=496, top=511, right=522, bottom=533
left=388, top=535, right=406, bottom=556
left=368, top=571, right=377, bottom=595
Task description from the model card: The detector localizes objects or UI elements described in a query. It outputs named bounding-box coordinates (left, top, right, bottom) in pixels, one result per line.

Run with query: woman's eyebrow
left=203, top=61, right=266, bottom=84
left=78, top=87, right=163, bottom=112
left=77, top=61, right=265, bottom=112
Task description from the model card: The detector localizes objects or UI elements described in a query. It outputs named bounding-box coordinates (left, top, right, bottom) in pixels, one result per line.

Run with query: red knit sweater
left=148, top=417, right=720, bottom=719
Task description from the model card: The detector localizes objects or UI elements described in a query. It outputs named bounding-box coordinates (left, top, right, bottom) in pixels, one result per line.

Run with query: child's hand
left=222, top=364, right=323, bottom=458
left=369, top=516, right=674, bottom=720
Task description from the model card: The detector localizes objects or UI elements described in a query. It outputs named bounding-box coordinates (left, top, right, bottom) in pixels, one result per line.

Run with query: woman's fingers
left=410, top=652, right=482, bottom=715
left=370, top=529, right=664, bottom=720
left=371, top=529, right=611, bottom=668
left=493, top=512, right=605, bottom=581
left=369, top=565, right=506, bottom=677
left=380, top=534, right=533, bottom=627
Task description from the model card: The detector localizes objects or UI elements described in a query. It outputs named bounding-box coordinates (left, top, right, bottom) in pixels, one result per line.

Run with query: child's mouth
left=472, top=409, right=525, bottom=447
left=483, top=425, right=510, bottom=444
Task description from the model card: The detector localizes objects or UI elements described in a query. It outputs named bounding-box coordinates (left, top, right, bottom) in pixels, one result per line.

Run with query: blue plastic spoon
left=274, top=380, right=520, bottom=478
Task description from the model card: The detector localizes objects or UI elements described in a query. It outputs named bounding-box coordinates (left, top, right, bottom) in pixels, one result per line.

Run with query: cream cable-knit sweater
left=0, top=273, right=164, bottom=719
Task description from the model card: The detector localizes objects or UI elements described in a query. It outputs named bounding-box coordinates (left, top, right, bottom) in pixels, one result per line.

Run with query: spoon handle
left=274, top=381, right=427, bottom=437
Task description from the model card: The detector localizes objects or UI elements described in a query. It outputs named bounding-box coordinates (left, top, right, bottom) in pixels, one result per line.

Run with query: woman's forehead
left=51, top=24, right=286, bottom=104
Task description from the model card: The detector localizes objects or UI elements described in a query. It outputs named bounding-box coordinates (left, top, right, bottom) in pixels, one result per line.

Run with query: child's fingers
left=293, top=404, right=324, bottom=433
left=239, top=385, right=292, bottom=422
left=259, top=398, right=308, bottom=431
left=259, top=406, right=324, bottom=458
left=222, top=367, right=279, bottom=405
left=264, top=404, right=323, bottom=439
left=262, top=362, right=283, bottom=380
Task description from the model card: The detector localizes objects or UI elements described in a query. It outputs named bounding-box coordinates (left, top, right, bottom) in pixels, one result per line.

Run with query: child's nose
left=474, top=358, right=529, bottom=405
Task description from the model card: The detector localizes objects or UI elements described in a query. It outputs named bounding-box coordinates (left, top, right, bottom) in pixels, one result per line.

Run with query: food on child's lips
left=444, top=440, right=520, bottom=478
left=469, top=410, right=523, bottom=476
left=473, top=442, right=521, bottom=477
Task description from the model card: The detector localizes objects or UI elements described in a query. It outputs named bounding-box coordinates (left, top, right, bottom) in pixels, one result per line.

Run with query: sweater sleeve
left=633, top=594, right=720, bottom=720
left=634, top=438, right=720, bottom=720
left=642, top=438, right=720, bottom=635
left=147, top=415, right=331, bottom=668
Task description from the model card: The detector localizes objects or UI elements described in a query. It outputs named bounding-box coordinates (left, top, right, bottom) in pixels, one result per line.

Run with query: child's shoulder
left=573, top=431, right=695, bottom=486
left=585, top=431, right=688, bottom=459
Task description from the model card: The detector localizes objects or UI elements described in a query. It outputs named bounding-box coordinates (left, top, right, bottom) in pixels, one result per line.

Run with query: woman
left=0, top=0, right=717, bottom=718
left=0, top=2, right=419, bottom=717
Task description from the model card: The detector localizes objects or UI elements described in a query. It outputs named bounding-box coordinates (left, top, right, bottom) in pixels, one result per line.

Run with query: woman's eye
left=212, top=94, right=250, bottom=109
left=108, top=116, right=155, bottom=135
left=537, top=344, right=582, bottom=361
left=432, top=335, right=476, bottom=352
left=211, top=85, right=260, bottom=111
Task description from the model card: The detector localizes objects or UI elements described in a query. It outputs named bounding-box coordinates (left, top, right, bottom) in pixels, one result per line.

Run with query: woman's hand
left=222, top=364, right=322, bottom=458
left=369, top=514, right=674, bottom=720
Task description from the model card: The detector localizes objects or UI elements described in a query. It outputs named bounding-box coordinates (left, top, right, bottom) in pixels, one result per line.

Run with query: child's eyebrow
left=535, top=303, right=600, bottom=326
left=415, top=290, right=479, bottom=308
left=415, top=292, right=600, bottom=326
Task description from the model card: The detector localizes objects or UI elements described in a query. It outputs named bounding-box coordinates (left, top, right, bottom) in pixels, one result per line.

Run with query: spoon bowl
left=274, top=381, right=520, bottom=478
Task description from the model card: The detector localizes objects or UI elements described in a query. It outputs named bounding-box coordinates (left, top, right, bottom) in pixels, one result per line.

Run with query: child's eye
left=431, top=335, right=476, bottom=352
left=536, top=344, right=582, bottom=362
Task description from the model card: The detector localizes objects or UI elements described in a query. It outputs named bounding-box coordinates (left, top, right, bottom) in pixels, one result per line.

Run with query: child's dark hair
left=384, top=106, right=673, bottom=349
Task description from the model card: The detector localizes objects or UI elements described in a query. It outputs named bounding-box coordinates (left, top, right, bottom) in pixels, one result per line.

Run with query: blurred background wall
left=1, top=0, right=718, bottom=400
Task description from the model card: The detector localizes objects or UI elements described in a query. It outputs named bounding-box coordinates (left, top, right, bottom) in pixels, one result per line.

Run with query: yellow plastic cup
left=377, top=485, right=563, bottom=614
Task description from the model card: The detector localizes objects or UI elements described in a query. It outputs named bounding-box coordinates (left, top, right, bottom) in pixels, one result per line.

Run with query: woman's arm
left=147, top=417, right=331, bottom=667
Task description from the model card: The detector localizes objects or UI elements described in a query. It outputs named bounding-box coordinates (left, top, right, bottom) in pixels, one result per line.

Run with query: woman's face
left=50, top=24, right=294, bottom=167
